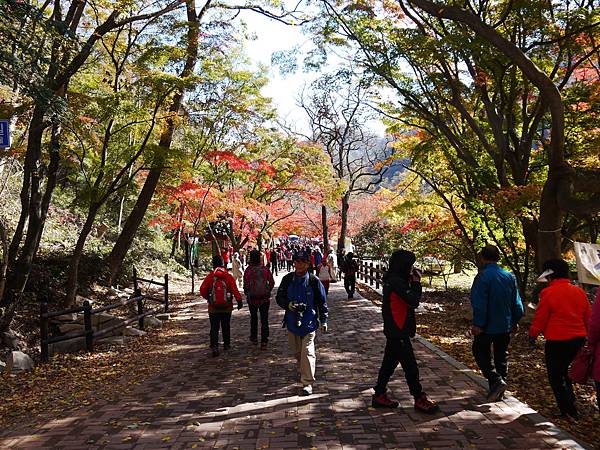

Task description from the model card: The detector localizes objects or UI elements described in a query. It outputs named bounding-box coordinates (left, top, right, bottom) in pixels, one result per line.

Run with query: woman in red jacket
left=529, top=259, right=591, bottom=419
left=588, top=288, right=600, bottom=412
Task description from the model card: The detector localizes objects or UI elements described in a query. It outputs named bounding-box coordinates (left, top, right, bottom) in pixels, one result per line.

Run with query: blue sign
left=0, top=120, right=10, bottom=148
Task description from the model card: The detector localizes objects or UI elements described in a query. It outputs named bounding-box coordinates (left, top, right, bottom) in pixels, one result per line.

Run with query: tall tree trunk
left=65, top=203, right=101, bottom=306
left=106, top=0, right=201, bottom=284
left=339, top=194, right=350, bottom=252
left=321, top=205, right=329, bottom=254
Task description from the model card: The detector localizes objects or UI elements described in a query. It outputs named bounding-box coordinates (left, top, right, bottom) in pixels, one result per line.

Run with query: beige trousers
left=288, top=331, right=316, bottom=386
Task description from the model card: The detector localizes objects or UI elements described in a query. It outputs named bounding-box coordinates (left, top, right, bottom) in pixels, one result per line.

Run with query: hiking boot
left=301, top=385, right=313, bottom=396
left=487, top=379, right=507, bottom=402
left=414, top=393, right=439, bottom=414
left=372, top=393, right=399, bottom=408
left=211, top=347, right=219, bottom=357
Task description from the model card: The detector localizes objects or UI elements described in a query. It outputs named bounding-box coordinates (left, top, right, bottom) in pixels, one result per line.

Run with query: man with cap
left=276, top=250, right=328, bottom=395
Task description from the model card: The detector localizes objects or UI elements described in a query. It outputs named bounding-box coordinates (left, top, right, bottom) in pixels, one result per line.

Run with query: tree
left=300, top=70, right=393, bottom=252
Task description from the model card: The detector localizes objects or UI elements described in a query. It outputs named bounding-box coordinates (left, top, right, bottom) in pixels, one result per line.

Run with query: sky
left=237, top=12, right=318, bottom=136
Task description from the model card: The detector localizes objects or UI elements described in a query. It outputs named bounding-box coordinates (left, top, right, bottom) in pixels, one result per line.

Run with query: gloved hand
left=288, top=302, right=296, bottom=311
left=237, top=301, right=243, bottom=310
left=320, top=323, right=328, bottom=333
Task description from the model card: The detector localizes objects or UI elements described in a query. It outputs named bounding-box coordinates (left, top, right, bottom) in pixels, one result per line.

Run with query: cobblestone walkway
left=0, top=275, right=589, bottom=449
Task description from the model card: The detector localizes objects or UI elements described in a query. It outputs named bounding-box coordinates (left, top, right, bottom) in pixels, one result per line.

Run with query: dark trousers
left=545, top=337, right=585, bottom=415
left=286, top=260, right=293, bottom=271
left=374, top=337, right=423, bottom=399
left=271, top=261, right=278, bottom=276
left=209, top=312, right=231, bottom=349
left=249, top=302, right=270, bottom=343
left=344, top=275, right=356, bottom=298
left=472, top=332, right=510, bottom=388
left=596, top=381, right=600, bottom=412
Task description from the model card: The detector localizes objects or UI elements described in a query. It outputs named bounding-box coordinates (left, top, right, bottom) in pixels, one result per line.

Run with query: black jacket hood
left=386, top=249, right=416, bottom=279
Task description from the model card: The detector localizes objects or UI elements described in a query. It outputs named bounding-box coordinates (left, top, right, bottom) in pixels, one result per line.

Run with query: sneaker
left=487, top=379, right=507, bottom=402
left=301, top=385, right=313, bottom=396
left=372, top=393, right=399, bottom=408
left=211, top=347, right=219, bottom=357
left=414, top=393, right=439, bottom=414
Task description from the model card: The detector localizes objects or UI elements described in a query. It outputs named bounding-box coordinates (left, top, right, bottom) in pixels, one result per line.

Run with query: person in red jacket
left=200, top=255, right=243, bottom=357
left=588, top=288, right=600, bottom=413
left=372, top=249, right=439, bottom=414
left=529, top=259, right=591, bottom=419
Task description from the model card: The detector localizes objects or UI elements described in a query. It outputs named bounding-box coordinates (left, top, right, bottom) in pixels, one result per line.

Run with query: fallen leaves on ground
left=0, top=293, right=195, bottom=432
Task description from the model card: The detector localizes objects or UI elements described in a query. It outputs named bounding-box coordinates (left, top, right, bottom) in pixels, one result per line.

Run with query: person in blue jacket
left=470, top=245, right=524, bottom=402
left=276, top=250, right=328, bottom=396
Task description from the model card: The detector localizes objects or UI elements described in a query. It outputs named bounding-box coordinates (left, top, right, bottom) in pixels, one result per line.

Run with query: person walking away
left=317, top=257, right=335, bottom=295
left=276, top=250, right=328, bottom=396
left=270, top=248, right=279, bottom=276
left=372, top=249, right=439, bottom=413
left=470, top=245, right=524, bottom=402
left=343, top=252, right=358, bottom=299
left=285, top=249, right=293, bottom=272
left=243, top=249, right=275, bottom=348
left=529, top=259, right=591, bottom=419
left=232, top=252, right=244, bottom=287
left=588, top=288, right=600, bottom=413
left=200, top=255, right=243, bottom=357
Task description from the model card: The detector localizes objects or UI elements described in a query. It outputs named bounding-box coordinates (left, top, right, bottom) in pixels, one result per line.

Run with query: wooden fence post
left=136, top=288, right=144, bottom=330
left=164, top=274, right=169, bottom=312
left=40, top=302, right=49, bottom=363
left=369, top=262, right=374, bottom=287
left=83, top=300, right=93, bottom=353
left=133, top=266, right=139, bottom=293
left=375, top=262, right=380, bottom=290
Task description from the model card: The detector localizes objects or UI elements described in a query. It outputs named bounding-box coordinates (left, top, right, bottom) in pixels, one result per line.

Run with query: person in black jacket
left=372, top=249, right=439, bottom=414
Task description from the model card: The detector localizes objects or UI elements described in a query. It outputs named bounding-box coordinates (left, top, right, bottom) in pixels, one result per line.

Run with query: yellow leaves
left=161, top=436, right=171, bottom=442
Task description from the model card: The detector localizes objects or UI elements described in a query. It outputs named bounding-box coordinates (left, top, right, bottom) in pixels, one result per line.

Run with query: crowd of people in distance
left=197, top=237, right=600, bottom=417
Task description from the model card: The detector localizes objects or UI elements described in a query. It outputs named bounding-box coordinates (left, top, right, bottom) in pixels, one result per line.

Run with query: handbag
left=568, top=344, right=594, bottom=384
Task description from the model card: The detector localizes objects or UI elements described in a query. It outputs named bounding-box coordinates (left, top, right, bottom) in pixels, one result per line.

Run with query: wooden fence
left=40, top=268, right=169, bottom=362
left=356, top=257, right=386, bottom=290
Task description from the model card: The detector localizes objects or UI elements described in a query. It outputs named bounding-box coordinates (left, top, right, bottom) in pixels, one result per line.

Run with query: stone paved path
left=0, top=274, right=589, bottom=449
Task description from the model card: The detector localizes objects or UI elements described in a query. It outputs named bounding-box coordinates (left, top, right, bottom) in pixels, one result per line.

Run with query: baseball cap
left=293, top=250, right=310, bottom=262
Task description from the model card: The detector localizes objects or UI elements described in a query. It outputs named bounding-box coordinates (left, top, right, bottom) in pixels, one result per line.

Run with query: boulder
left=48, top=337, right=87, bottom=355
left=6, top=351, right=34, bottom=372
left=155, top=313, right=171, bottom=321
left=58, top=323, right=85, bottom=334
left=145, top=316, right=163, bottom=329
left=122, top=327, right=147, bottom=337
left=49, top=313, right=78, bottom=323
left=1, top=331, right=26, bottom=351
left=96, top=336, right=127, bottom=346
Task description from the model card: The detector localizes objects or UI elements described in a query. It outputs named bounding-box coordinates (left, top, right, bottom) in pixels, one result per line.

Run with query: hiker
left=529, top=259, right=591, bottom=419
left=316, top=256, right=336, bottom=294
left=200, top=255, right=243, bottom=357
left=588, top=288, right=600, bottom=413
left=276, top=250, right=328, bottom=396
left=343, top=252, right=358, bottom=299
left=270, top=248, right=278, bottom=276
left=470, top=245, right=524, bottom=402
left=372, top=249, right=439, bottom=413
left=243, top=249, right=275, bottom=348
left=232, top=252, right=244, bottom=287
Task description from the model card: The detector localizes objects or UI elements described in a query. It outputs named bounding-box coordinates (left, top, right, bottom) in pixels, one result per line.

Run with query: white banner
left=574, top=242, right=600, bottom=286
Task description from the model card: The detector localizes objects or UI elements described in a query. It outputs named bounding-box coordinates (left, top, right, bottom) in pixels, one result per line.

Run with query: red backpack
left=248, top=266, right=271, bottom=300
left=209, top=270, right=232, bottom=310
